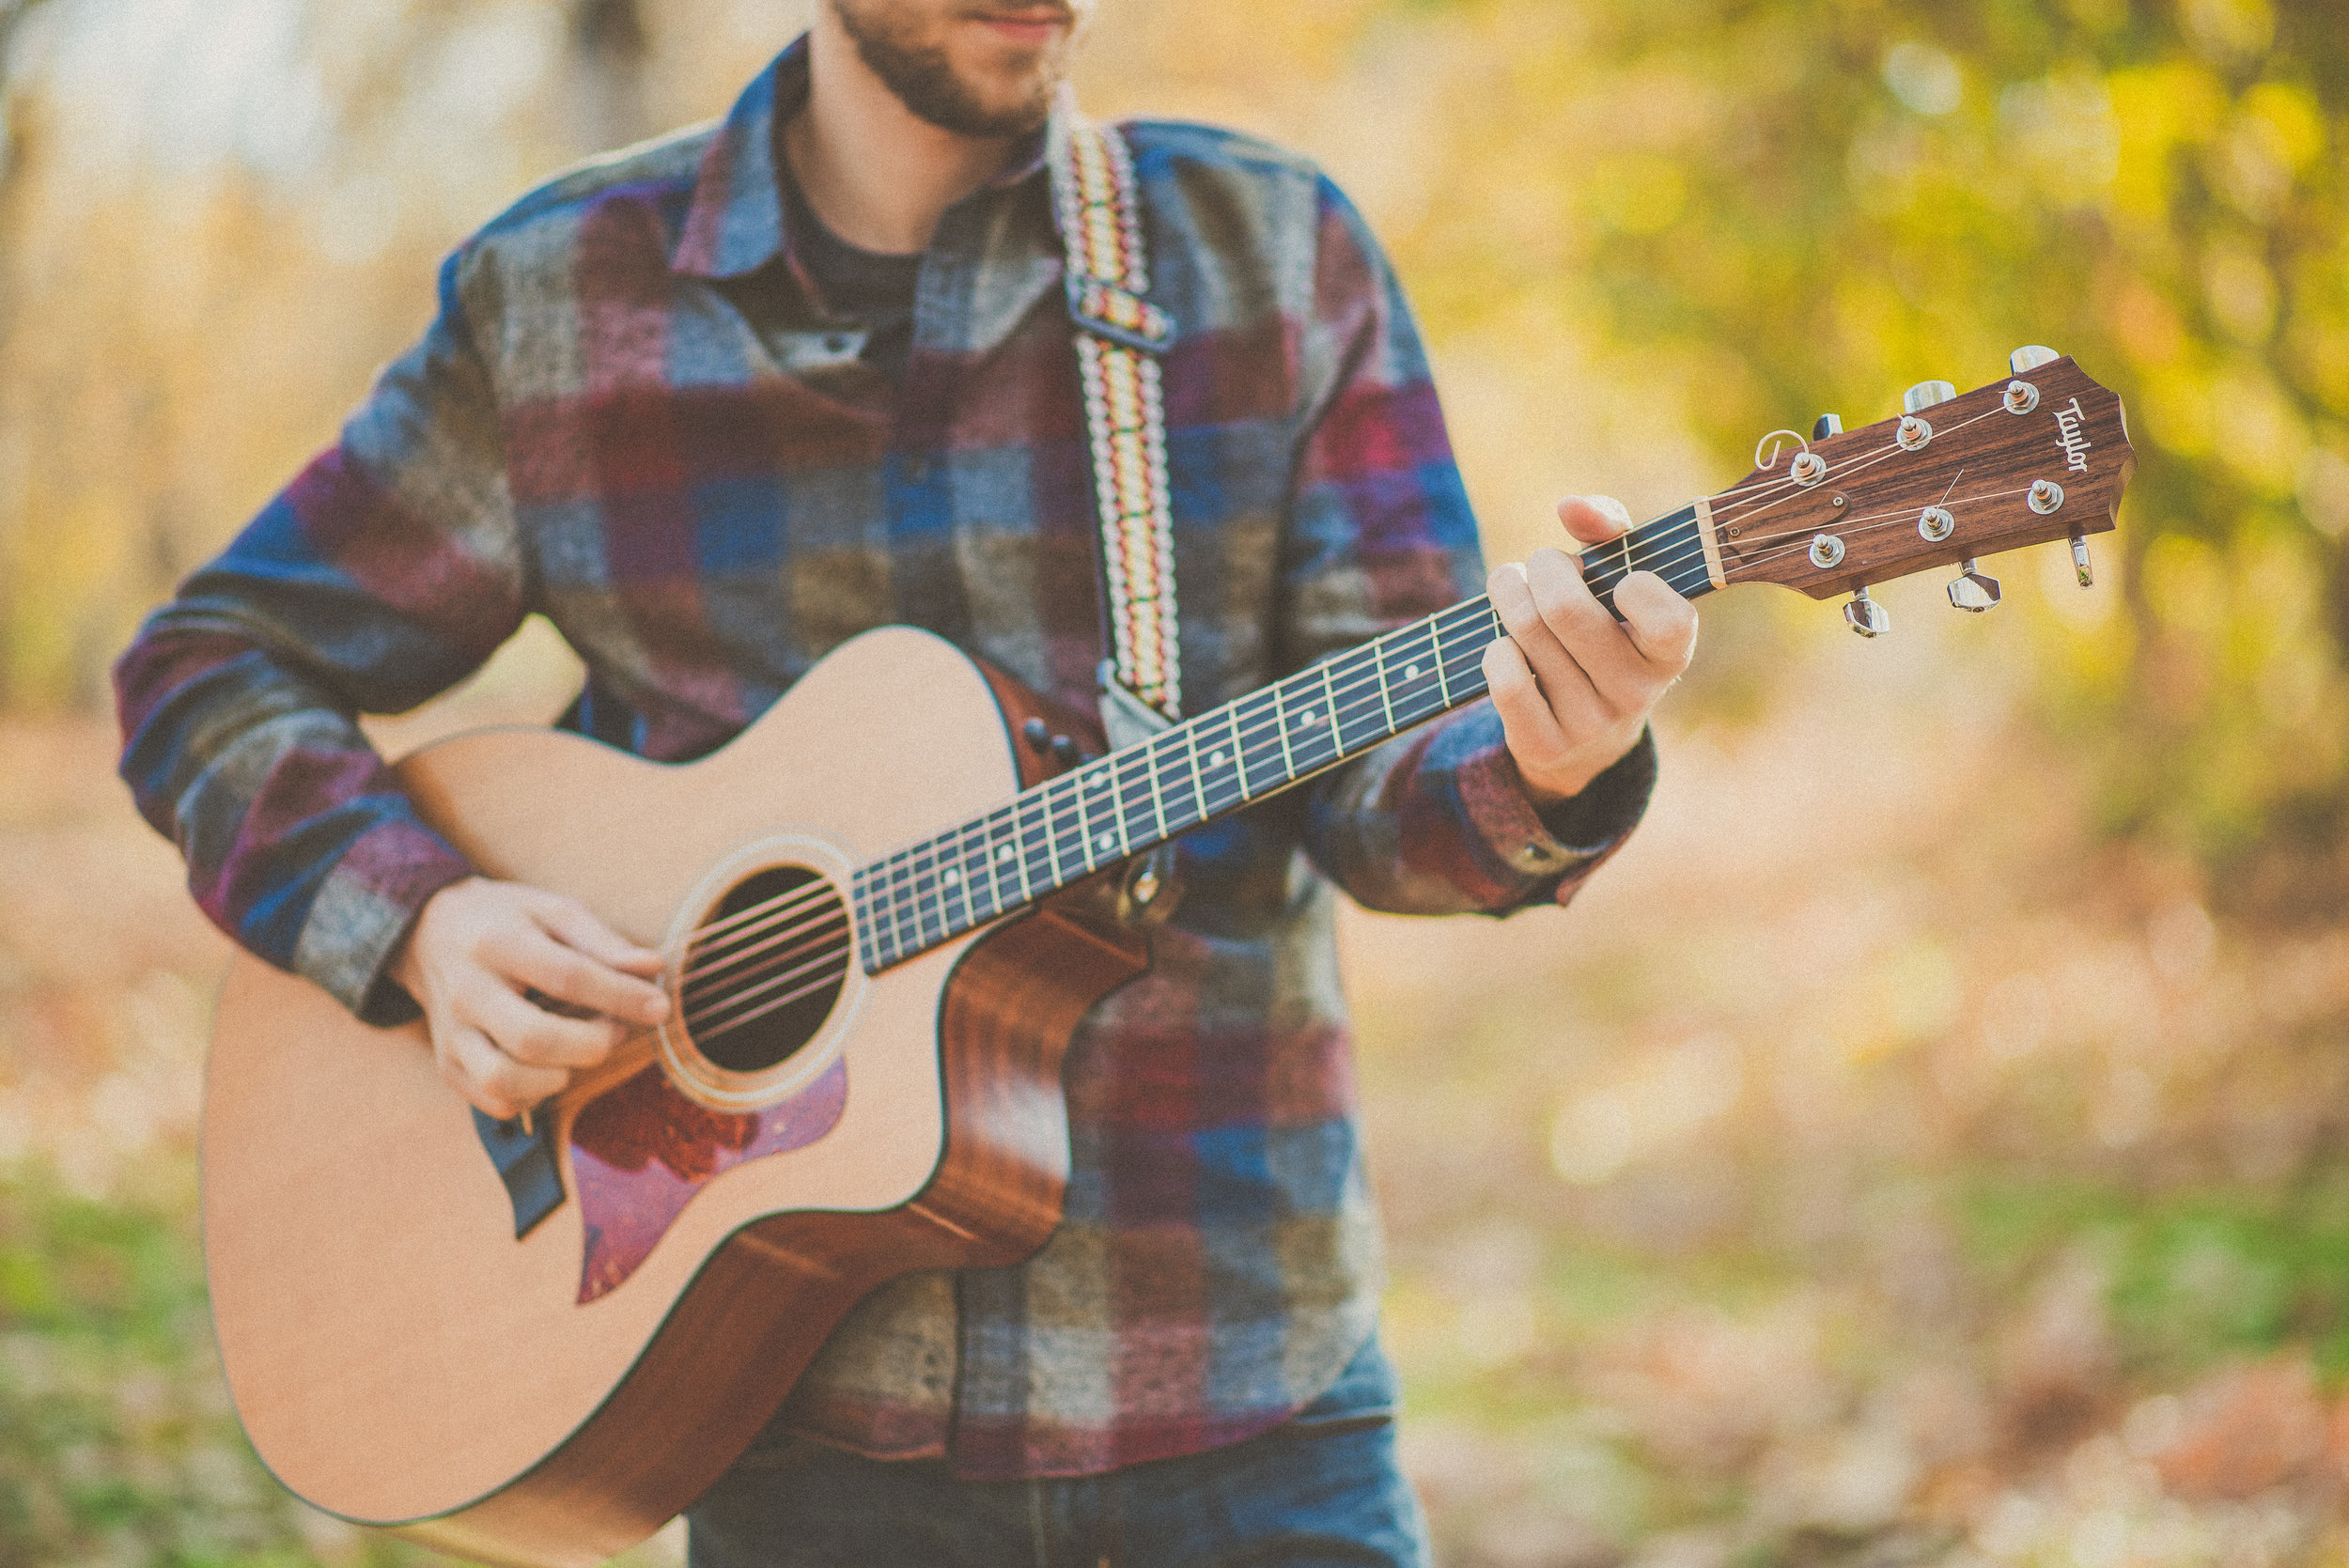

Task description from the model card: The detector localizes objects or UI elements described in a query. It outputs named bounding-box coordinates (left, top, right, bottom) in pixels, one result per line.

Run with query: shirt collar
left=673, top=36, right=1060, bottom=282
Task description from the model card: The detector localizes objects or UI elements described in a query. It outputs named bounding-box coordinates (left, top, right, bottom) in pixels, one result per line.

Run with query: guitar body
left=201, top=627, right=1148, bottom=1566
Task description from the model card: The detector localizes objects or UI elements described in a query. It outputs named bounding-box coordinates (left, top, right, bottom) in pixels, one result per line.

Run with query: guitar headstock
left=1703, top=349, right=2134, bottom=631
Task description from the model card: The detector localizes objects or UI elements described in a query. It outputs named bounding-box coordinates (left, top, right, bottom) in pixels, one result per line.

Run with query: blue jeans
left=685, top=1337, right=1430, bottom=1568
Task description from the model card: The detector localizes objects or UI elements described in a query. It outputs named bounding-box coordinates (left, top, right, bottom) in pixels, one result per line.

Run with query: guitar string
left=846, top=455, right=1905, bottom=964
left=680, top=902, right=850, bottom=994
left=680, top=938, right=854, bottom=1042
left=692, top=956, right=857, bottom=1046
left=680, top=412, right=2029, bottom=998
left=701, top=589, right=1561, bottom=1017
left=855, top=595, right=1543, bottom=964
left=680, top=892, right=846, bottom=982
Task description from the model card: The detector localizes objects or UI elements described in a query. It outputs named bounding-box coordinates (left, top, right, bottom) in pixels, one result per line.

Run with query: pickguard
left=568, top=1058, right=848, bottom=1303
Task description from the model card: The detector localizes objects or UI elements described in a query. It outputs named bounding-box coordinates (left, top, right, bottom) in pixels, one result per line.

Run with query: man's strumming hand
left=1484, top=494, right=1699, bottom=809
left=389, top=877, right=671, bottom=1121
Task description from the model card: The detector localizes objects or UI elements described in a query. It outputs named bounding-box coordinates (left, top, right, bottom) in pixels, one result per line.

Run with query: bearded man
left=116, top=3, right=1696, bottom=1562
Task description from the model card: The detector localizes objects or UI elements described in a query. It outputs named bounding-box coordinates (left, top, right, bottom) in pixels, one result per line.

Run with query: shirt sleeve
left=1283, top=175, right=1654, bottom=915
left=114, top=248, right=524, bottom=1023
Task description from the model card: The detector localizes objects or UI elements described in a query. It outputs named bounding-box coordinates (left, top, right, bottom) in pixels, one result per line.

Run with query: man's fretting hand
left=1484, top=493, right=1699, bottom=808
left=389, top=877, right=671, bottom=1121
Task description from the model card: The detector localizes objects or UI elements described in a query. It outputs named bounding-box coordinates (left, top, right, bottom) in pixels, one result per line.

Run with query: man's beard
left=832, top=2, right=1069, bottom=138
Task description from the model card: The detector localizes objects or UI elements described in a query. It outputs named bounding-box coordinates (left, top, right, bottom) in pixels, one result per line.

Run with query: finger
left=442, top=1023, right=568, bottom=1121
left=1489, top=557, right=1610, bottom=735
left=528, top=893, right=667, bottom=979
left=472, top=982, right=632, bottom=1070
left=1556, top=494, right=1633, bottom=548
left=1520, top=547, right=1646, bottom=701
left=488, top=922, right=671, bottom=1026
left=1611, top=571, right=1701, bottom=673
left=1481, top=638, right=1571, bottom=781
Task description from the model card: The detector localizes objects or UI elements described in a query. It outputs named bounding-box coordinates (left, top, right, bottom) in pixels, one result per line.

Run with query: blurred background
left=4, top=0, right=2347, bottom=1562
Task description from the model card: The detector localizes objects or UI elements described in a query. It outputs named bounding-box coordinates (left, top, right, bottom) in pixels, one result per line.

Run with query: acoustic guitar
left=202, top=350, right=2135, bottom=1565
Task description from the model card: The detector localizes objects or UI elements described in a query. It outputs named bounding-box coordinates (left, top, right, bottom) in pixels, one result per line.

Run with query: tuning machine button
left=2010, top=345, right=2061, bottom=373
left=1918, top=506, right=1955, bottom=542
left=1903, top=380, right=1957, bottom=413
left=1948, top=560, right=2000, bottom=613
left=1809, top=533, right=1847, bottom=568
left=1812, top=413, right=1843, bottom=441
left=1022, top=718, right=1051, bottom=751
left=2070, top=533, right=2093, bottom=587
left=1843, top=585, right=1890, bottom=638
left=2028, top=478, right=2064, bottom=515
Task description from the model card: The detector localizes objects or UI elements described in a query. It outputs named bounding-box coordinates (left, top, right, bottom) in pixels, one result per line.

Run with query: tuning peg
left=2069, top=533, right=2092, bottom=587
left=1947, top=560, right=2000, bottom=613
left=1812, top=413, right=1843, bottom=441
left=1903, top=380, right=1957, bottom=413
left=2010, top=345, right=2061, bottom=373
left=1843, top=585, right=1890, bottom=638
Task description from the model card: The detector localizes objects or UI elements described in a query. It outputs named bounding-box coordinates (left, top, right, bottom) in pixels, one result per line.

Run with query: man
left=117, top=2, right=1696, bottom=1562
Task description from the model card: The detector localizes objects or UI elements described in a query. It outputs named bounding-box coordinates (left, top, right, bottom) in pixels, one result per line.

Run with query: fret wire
left=1331, top=646, right=1380, bottom=753
left=1077, top=763, right=1110, bottom=871
left=979, top=803, right=1015, bottom=918
left=894, top=846, right=919, bottom=950
left=1136, top=737, right=1175, bottom=839
left=1099, top=758, right=1128, bottom=863
left=1003, top=798, right=1034, bottom=908
left=964, top=818, right=992, bottom=924
left=1313, top=661, right=1342, bottom=767
left=1097, top=761, right=1127, bottom=864
left=851, top=871, right=877, bottom=970
left=910, top=842, right=944, bottom=949
left=1372, top=638, right=1397, bottom=738
left=1026, top=777, right=1063, bottom=892
left=1182, top=720, right=1211, bottom=823
left=881, top=850, right=915, bottom=964
left=1270, top=682, right=1299, bottom=783
left=939, top=822, right=972, bottom=932
left=1113, top=747, right=1153, bottom=853
left=1221, top=705, right=1249, bottom=805
left=1232, top=689, right=1279, bottom=799
left=1045, top=770, right=1083, bottom=877
left=1333, top=645, right=1387, bottom=752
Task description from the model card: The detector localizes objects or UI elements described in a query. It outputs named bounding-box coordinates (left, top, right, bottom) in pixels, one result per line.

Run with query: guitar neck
left=851, top=501, right=1719, bottom=971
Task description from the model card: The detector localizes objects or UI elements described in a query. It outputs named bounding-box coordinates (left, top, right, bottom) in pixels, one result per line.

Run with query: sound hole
left=679, top=866, right=850, bottom=1075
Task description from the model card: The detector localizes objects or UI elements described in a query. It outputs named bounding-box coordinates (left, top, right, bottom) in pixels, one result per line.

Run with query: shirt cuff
left=1452, top=719, right=1657, bottom=904
left=288, top=812, right=475, bottom=1027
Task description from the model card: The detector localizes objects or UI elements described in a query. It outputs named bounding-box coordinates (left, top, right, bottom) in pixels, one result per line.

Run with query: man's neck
left=786, top=15, right=1023, bottom=256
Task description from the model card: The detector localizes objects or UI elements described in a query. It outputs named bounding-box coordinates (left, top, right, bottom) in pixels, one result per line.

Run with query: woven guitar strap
left=1051, top=109, right=1182, bottom=741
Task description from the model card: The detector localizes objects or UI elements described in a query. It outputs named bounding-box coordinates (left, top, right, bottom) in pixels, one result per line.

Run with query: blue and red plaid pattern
left=115, top=40, right=1656, bottom=1480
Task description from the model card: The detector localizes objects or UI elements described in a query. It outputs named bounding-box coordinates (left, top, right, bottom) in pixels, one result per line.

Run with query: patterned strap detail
left=1055, top=112, right=1182, bottom=722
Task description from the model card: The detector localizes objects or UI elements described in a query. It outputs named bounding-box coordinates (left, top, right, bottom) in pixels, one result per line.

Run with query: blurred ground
left=12, top=574, right=2349, bottom=1566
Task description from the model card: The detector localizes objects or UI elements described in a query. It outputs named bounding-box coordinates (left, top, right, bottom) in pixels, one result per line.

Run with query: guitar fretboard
left=850, top=502, right=1716, bottom=972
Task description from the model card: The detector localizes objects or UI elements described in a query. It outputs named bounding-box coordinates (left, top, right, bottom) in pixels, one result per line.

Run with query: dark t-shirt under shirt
left=778, top=154, right=923, bottom=383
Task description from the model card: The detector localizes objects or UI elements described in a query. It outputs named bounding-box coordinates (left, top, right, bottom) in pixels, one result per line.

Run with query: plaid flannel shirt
left=116, top=40, right=1656, bottom=1480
